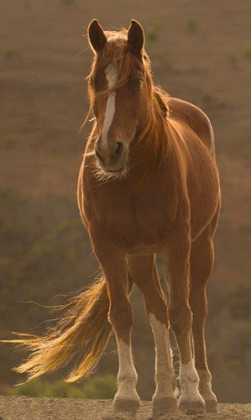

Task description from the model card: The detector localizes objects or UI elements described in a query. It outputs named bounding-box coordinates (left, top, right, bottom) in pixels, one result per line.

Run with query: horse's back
left=167, top=97, right=215, bottom=156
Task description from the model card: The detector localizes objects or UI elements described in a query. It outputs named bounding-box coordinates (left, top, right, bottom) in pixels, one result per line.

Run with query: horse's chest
left=89, top=189, right=174, bottom=251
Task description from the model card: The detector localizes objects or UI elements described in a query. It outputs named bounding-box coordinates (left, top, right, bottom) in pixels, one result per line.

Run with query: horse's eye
left=129, top=77, right=143, bottom=90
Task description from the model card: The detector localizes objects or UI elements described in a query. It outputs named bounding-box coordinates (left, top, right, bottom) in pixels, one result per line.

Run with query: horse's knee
left=169, top=303, right=192, bottom=336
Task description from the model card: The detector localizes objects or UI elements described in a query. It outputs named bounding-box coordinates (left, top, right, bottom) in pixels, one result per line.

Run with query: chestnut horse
left=10, top=20, right=221, bottom=418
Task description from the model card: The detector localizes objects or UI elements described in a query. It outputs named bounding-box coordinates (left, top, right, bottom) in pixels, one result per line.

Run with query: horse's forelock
left=86, top=34, right=150, bottom=122
left=89, top=30, right=151, bottom=90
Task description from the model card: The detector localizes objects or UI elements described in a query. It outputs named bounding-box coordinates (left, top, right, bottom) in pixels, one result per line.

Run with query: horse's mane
left=85, top=29, right=172, bottom=188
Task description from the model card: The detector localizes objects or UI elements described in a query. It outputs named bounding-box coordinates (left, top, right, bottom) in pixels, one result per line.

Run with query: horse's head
left=87, top=19, right=154, bottom=176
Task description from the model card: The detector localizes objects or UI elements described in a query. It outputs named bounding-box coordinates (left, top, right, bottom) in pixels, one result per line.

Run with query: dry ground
left=1, top=397, right=251, bottom=420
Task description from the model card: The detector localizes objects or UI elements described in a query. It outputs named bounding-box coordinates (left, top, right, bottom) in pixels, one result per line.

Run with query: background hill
left=0, top=0, right=251, bottom=404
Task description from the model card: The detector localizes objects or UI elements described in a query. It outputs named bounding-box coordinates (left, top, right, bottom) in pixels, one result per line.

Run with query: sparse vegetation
left=0, top=187, right=99, bottom=384
left=229, top=52, right=239, bottom=68
left=243, top=46, right=251, bottom=59
left=60, top=0, right=75, bottom=6
left=186, top=17, right=199, bottom=32
left=1, top=136, right=18, bottom=150
left=201, top=92, right=213, bottom=109
left=3, top=47, right=22, bottom=59
left=228, top=48, right=251, bottom=66
left=6, top=374, right=116, bottom=399
left=147, top=22, right=162, bottom=42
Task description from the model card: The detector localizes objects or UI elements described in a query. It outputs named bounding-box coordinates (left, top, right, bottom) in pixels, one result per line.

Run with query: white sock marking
left=149, top=314, right=176, bottom=399
left=101, top=64, right=117, bottom=147
left=115, top=339, right=139, bottom=402
left=179, top=360, right=204, bottom=403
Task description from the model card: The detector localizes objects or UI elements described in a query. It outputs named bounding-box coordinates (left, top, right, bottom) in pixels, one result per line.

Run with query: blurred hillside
left=0, top=0, right=251, bottom=403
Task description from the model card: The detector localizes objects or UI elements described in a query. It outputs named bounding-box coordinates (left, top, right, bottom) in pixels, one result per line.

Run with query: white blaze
left=101, top=64, right=118, bottom=146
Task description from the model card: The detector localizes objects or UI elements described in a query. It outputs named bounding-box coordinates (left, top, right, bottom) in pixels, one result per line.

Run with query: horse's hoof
left=102, top=413, right=136, bottom=420
left=152, top=397, right=177, bottom=419
left=178, top=399, right=206, bottom=415
left=205, top=398, right=218, bottom=413
left=113, top=397, right=140, bottom=414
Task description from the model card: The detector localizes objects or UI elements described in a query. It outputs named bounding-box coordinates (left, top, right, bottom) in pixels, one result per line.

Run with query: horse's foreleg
left=190, top=226, right=218, bottom=413
left=166, top=228, right=205, bottom=414
left=127, top=255, right=177, bottom=418
left=91, top=234, right=140, bottom=415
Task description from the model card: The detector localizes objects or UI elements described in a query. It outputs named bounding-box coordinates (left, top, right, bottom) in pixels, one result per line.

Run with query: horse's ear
left=127, top=20, right=145, bottom=54
left=88, top=19, right=107, bottom=54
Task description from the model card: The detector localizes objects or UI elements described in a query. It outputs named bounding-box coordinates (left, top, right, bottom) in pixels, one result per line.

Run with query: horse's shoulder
left=167, top=97, right=215, bottom=155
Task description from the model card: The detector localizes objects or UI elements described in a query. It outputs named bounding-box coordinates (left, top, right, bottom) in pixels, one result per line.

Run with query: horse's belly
left=95, top=209, right=172, bottom=253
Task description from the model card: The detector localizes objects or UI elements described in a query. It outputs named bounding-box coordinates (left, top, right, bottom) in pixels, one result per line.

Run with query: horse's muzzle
left=95, top=139, right=128, bottom=173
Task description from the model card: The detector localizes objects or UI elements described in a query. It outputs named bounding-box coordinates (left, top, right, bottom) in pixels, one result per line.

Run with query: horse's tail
left=9, top=278, right=112, bottom=383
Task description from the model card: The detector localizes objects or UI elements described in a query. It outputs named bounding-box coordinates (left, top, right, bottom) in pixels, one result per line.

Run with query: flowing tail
left=6, top=278, right=112, bottom=382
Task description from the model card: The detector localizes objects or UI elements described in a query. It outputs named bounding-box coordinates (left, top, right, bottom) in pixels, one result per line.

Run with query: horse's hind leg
left=189, top=220, right=218, bottom=413
left=91, top=234, right=140, bottom=416
left=127, top=255, right=177, bottom=418
left=165, top=225, right=205, bottom=414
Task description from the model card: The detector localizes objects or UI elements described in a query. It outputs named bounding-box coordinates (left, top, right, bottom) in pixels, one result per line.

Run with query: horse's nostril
left=114, top=142, right=123, bottom=157
left=95, top=140, right=125, bottom=169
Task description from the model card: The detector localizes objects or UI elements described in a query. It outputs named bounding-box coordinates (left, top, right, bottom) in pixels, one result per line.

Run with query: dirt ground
left=1, top=397, right=251, bottom=420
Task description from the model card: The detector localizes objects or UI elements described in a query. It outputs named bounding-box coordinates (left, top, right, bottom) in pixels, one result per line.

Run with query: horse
left=8, top=19, right=221, bottom=419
